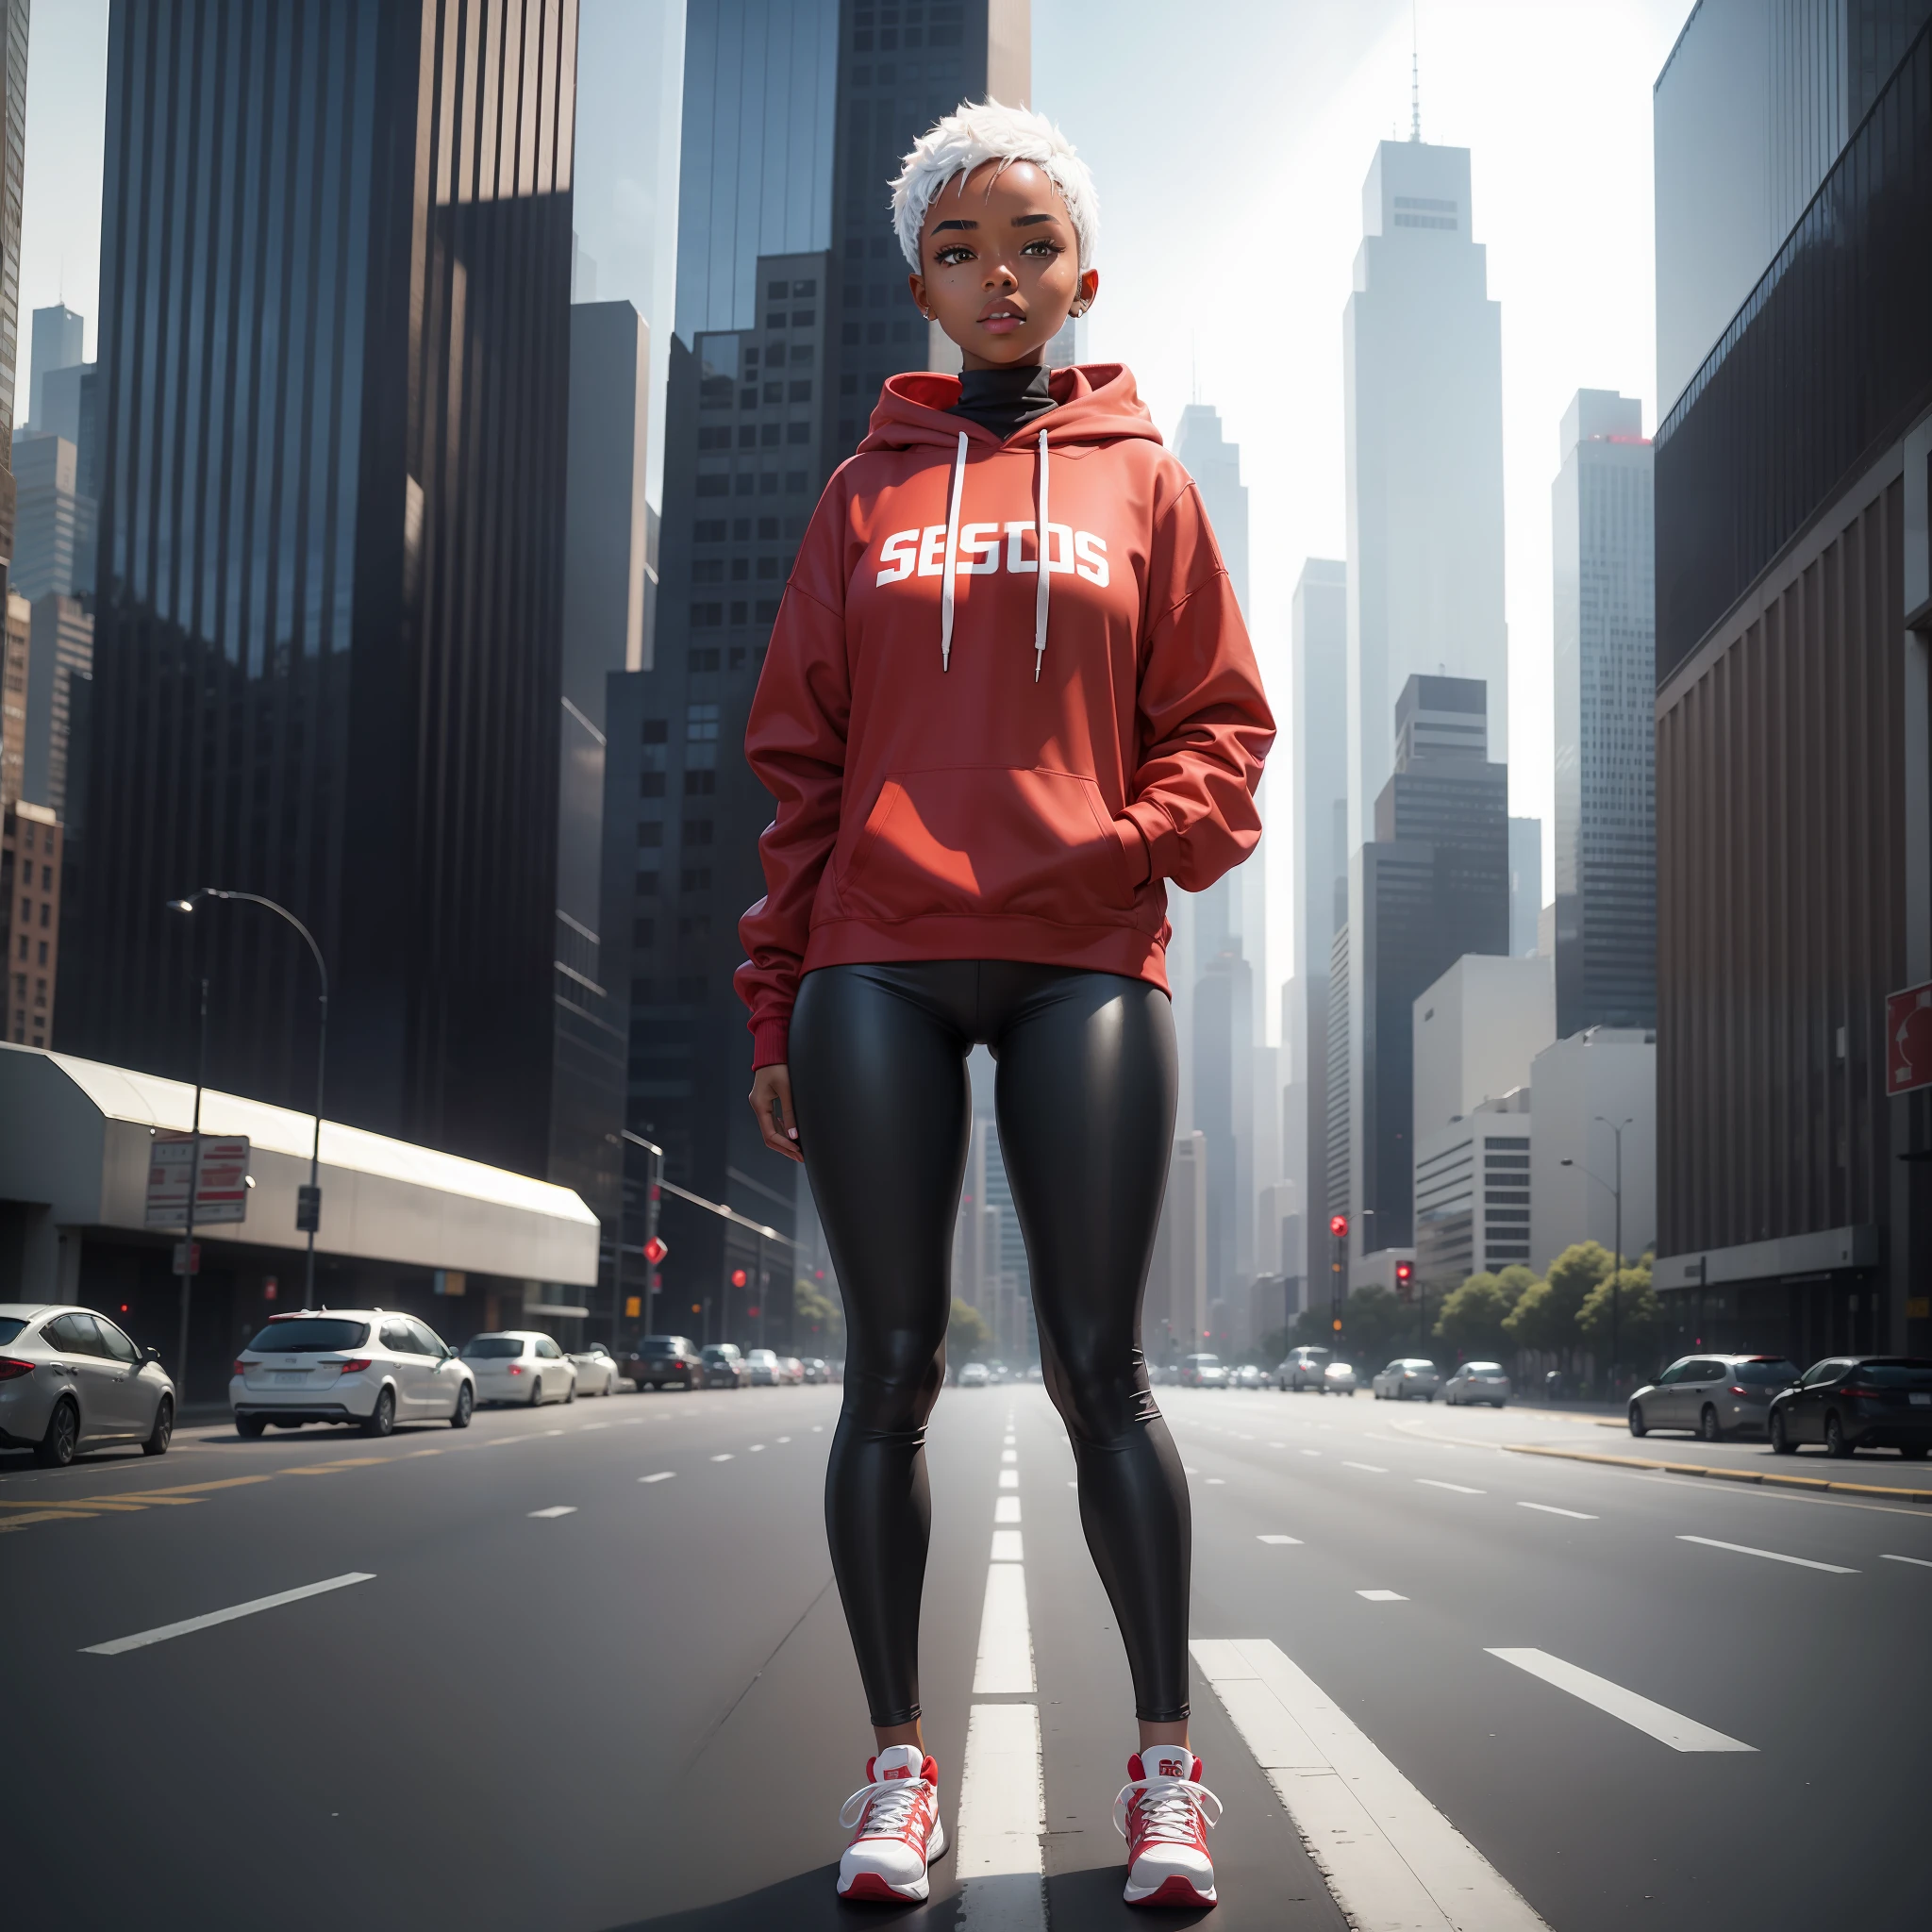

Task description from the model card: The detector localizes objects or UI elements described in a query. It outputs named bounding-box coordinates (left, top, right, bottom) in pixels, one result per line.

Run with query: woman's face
left=909, top=158, right=1099, bottom=372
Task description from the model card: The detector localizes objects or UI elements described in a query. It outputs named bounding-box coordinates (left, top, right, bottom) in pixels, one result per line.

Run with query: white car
left=461, top=1331, right=577, bottom=1407
left=232, top=1309, right=475, bottom=1438
left=1442, top=1361, right=1512, bottom=1407
left=1322, top=1360, right=1359, bottom=1395
left=569, top=1342, right=621, bottom=1396
left=1372, top=1357, right=1442, bottom=1401
left=0, top=1303, right=177, bottom=1465
left=743, top=1347, right=784, bottom=1386
left=958, top=1361, right=991, bottom=1387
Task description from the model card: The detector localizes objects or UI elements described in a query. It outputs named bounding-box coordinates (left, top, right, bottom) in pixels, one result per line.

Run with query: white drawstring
left=1033, top=426, right=1051, bottom=682
left=939, top=430, right=968, bottom=671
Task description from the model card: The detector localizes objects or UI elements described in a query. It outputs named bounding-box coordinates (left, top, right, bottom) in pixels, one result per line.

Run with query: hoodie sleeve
left=1117, top=477, right=1275, bottom=891
left=734, top=520, right=853, bottom=1069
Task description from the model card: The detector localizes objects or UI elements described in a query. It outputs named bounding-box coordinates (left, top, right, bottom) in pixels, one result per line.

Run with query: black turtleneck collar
left=951, top=362, right=1057, bottom=441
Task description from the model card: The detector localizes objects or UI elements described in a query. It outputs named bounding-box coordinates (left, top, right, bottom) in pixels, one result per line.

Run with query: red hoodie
left=735, top=363, right=1274, bottom=1067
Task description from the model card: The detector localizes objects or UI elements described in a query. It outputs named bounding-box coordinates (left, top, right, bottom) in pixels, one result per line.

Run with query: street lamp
left=1561, top=1112, right=1632, bottom=1395
left=168, top=891, right=329, bottom=1309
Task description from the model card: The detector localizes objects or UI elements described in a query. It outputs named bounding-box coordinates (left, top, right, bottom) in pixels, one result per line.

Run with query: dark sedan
left=1768, top=1357, right=1932, bottom=1458
left=623, top=1335, right=704, bottom=1391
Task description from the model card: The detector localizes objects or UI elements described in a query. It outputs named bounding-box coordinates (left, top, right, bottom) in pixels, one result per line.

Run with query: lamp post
left=168, top=891, right=329, bottom=1307
left=622, top=1130, right=664, bottom=1339
left=1561, top=1112, right=1633, bottom=1395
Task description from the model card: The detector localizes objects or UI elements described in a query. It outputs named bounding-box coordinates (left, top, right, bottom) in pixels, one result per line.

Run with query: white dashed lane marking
left=710, top=1454, right=734, bottom=1463
left=1677, top=1534, right=1857, bottom=1574
left=1519, top=1502, right=1597, bottom=1520
left=1488, top=1648, right=1757, bottom=1753
left=1257, top=1534, right=1302, bottom=1545
left=640, top=1472, right=675, bottom=1483
left=1342, top=1461, right=1388, bottom=1474
left=1357, top=1589, right=1407, bottom=1602
left=528, top=1507, right=577, bottom=1520
left=1417, top=1479, right=1485, bottom=1494
left=83, top=1574, right=375, bottom=1656
left=1881, top=1552, right=1932, bottom=1569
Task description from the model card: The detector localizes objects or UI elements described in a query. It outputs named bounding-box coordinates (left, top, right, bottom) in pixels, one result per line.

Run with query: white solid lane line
left=973, top=1561, right=1036, bottom=1693
left=1417, top=1479, right=1486, bottom=1494
left=529, top=1506, right=577, bottom=1519
left=991, top=1529, right=1024, bottom=1561
left=1193, top=1638, right=1548, bottom=1931
left=995, top=1495, right=1021, bottom=1524
left=1486, top=1649, right=1756, bottom=1753
left=84, top=1573, right=376, bottom=1656
left=954, top=1701, right=1046, bottom=1926
left=1357, top=1590, right=1407, bottom=1602
left=1257, top=1534, right=1303, bottom=1545
left=1342, top=1461, right=1389, bottom=1474
left=1518, top=1502, right=1596, bottom=1520
left=1881, top=1552, right=1932, bottom=1568
left=640, top=1472, right=675, bottom=1483
left=1676, top=1534, right=1857, bottom=1574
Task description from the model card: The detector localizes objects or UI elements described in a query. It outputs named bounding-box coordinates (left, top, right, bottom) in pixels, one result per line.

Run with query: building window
left=760, top=423, right=781, bottom=447
left=735, top=425, right=756, bottom=449
left=756, top=557, right=784, bottom=580
left=791, top=310, right=815, bottom=327
left=730, top=600, right=749, bottom=624
left=698, top=426, right=731, bottom=450
left=684, top=769, right=716, bottom=795
left=695, top=475, right=728, bottom=497
left=688, top=647, right=721, bottom=672
left=683, top=820, right=714, bottom=847
left=786, top=422, right=810, bottom=444
left=637, top=823, right=664, bottom=847
left=686, top=703, right=720, bottom=742
left=700, top=377, right=732, bottom=408
left=735, top=475, right=755, bottom=496
left=690, top=603, right=724, bottom=628
left=730, top=557, right=749, bottom=582
left=633, top=918, right=655, bottom=945
left=691, top=560, right=724, bottom=584
left=681, top=865, right=712, bottom=891
left=635, top=872, right=659, bottom=897
left=694, top=521, right=726, bottom=544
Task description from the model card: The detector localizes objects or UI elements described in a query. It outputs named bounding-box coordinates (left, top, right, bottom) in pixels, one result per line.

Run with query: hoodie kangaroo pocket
left=841, top=766, right=1138, bottom=925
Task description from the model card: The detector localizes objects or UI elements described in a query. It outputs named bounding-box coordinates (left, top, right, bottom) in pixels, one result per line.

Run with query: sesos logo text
left=875, top=523, right=1109, bottom=589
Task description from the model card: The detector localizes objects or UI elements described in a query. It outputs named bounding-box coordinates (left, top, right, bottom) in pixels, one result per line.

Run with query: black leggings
left=789, top=959, right=1191, bottom=1727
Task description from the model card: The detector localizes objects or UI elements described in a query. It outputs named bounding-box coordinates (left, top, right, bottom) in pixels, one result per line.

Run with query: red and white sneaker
left=836, top=1743, right=948, bottom=1903
left=1114, top=1747, right=1222, bottom=1907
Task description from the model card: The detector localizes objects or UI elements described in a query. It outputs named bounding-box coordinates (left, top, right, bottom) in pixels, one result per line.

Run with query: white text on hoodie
left=874, top=523, right=1109, bottom=589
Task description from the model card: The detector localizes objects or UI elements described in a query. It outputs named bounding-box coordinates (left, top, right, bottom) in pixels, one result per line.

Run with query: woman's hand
left=750, top=1063, right=804, bottom=1163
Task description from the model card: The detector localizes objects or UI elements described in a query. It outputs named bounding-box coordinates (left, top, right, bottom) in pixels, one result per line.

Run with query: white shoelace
left=1112, top=1770, right=1223, bottom=1848
left=841, top=1774, right=932, bottom=1842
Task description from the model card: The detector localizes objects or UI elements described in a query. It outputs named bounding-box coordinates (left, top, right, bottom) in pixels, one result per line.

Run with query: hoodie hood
left=859, top=364, right=1163, bottom=679
left=859, top=362, right=1164, bottom=454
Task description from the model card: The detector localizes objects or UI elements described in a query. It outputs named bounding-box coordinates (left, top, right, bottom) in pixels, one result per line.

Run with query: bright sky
left=18, top=0, right=1693, bottom=1054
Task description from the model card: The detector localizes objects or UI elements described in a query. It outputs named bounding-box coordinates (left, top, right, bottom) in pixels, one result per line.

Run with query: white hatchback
left=569, top=1342, right=622, bottom=1396
left=463, top=1331, right=577, bottom=1407
left=231, top=1310, right=475, bottom=1439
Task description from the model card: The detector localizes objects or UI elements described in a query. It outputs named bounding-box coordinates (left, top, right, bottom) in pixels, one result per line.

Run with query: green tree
left=1493, top=1264, right=1540, bottom=1307
left=1577, top=1264, right=1665, bottom=1374
left=1434, top=1273, right=1514, bottom=1358
left=793, top=1276, right=844, bottom=1348
left=947, top=1296, right=991, bottom=1360
left=1340, top=1284, right=1403, bottom=1368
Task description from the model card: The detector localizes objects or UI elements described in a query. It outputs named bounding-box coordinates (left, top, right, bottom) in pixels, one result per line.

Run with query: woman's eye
left=1021, top=239, right=1061, bottom=257
left=936, top=245, right=974, bottom=266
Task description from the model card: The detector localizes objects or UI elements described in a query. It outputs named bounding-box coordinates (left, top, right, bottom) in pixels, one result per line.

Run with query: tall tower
left=1342, top=139, right=1507, bottom=854
left=67, top=0, right=582, bottom=1190
left=609, top=0, right=1029, bottom=1342
left=0, top=0, right=29, bottom=592
left=1553, top=388, right=1655, bottom=1036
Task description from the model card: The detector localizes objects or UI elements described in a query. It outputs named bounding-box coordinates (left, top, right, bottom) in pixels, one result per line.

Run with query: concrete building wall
left=1411, top=954, right=1555, bottom=1143
left=1529, top=1028, right=1657, bottom=1274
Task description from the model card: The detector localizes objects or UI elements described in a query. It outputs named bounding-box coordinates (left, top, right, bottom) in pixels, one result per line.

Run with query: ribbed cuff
left=751, top=1018, right=791, bottom=1069
left=1113, top=812, right=1154, bottom=888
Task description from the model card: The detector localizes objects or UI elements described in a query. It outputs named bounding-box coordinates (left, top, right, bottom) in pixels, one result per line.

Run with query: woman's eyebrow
left=932, top=217, right=978, bottom=233
left=1010, top=212, right=1057, bottom=227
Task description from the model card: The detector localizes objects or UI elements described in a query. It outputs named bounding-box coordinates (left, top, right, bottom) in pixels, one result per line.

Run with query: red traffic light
left=1328, top=1214, right=1348, bottom=1239
left=643, top=1236, right=668, bottom=1266
left=731, top=1268, right=748, bottom=1289
left=1395, top=1261, right=1413, bottom=1283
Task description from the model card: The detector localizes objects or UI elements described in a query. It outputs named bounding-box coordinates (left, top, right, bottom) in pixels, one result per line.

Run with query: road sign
left=1888, top=981, right=1932, bottom=1096
left=296, top=1183, right=322, bottom=1232
left=145, top=1134, right=251, bottom=1226
left=172, top=1241, right=202, bottom=1276
left=643, top=1236, right=669, bottom=1266
left=624, top=1296, right=642, bottom=1320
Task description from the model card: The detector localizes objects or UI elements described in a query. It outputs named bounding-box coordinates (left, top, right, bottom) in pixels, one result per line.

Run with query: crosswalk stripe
left=1487, top=1648, right=1756, bottom=1753
left=1193, top=1638, right=1548, bottom=1930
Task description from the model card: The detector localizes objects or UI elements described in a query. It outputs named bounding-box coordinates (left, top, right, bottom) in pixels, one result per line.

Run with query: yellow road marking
left=1505, top=1441, right=1932, bottom=1504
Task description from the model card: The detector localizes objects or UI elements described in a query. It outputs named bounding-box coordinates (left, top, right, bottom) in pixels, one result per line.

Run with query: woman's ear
left=908, top=271, right=930, bottom=320
left=1071, top=267, right=1099, bottom=318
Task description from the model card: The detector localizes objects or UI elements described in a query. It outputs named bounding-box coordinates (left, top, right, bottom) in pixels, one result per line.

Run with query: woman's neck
left=951, top=362, right=1057, bottom=439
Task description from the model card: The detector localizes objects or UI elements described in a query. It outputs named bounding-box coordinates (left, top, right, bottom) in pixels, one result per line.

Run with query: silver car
left=1628, top=1354, right=1801, bottom=1441
left=1322, top=1360, right=1359, bottom=1395
left=1442, top=1361, right=1511, bottom=1407
left=1277, top=1346, right=1332, bottom=1391
left=568, top=1342, right=622, bottom=1396
left=0, top=1303, right=176, bottom=1466
left=1372, top=1357, right=1442, bottom=1401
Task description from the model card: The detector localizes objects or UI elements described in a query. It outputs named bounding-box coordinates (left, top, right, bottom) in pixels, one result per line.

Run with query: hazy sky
left=17, top=0, right=1693, bottom=1051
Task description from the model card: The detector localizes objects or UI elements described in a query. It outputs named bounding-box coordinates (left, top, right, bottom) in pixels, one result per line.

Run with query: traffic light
left=1328, top=1213, right=1348, bottom=1241
left=1394, top=1259, right=1413, bottom=1301
left=731, top=1268, right=748, bottom=1289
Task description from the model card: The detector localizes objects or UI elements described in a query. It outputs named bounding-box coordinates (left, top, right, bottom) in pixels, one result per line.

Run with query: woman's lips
left=978, top=307, right=1024, bottom=332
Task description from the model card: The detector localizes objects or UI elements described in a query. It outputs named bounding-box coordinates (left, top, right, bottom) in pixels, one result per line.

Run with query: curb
left=1502, top=1441, right=1932, bottom=1505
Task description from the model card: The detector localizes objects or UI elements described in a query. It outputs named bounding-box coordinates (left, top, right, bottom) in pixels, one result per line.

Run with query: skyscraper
left=26, top=305, right=82, bottom=430
left=1552, top=388, right=1655, bottom=1035
left=1289, top=558, right=1347, bottom=1290
left=1507, top=816, right=1541, bottom=958
left=610, top=0, right=1028, bottom=1338
left=1345, top=675, right=1509, bottom=1272
left=66, top=0, right=584, bottom=1194
left=0, top=1, right=28, bottom=589
left=1343, top=138, right=1506, bottom=853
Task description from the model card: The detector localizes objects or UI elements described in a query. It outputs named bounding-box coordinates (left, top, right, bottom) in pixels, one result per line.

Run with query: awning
left=0, top=1044, right=599, bottom=1288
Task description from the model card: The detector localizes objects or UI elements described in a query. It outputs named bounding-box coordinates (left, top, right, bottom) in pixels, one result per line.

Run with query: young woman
left=735, top=100, right=1273, bottom=1910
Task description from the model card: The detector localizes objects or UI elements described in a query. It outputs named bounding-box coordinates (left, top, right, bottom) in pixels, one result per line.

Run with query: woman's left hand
left=749, top=1063, right=804, bottom=1164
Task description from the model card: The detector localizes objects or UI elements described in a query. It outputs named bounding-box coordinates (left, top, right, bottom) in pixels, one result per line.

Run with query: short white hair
left=891, top=99, right=1099, bottom=274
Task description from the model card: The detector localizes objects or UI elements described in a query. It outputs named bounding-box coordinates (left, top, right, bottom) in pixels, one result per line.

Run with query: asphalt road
left=6, top=1379, right=1926, bottom=1931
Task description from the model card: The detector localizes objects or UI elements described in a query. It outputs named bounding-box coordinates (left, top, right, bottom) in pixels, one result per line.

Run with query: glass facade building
left=64, top=0, right=587, bottom=1193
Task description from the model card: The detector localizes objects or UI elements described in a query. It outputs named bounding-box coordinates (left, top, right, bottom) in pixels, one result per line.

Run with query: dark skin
left=744, top=165, right=1174, bottom=1759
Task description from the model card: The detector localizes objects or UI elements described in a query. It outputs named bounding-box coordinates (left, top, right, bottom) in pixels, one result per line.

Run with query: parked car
left=569, top=1341, right=621, bottom=1396
left=958, top=1361, right=991, bottom=1388
left=743, top=1347, right=784, bottom=1386
left=1277, top=1346, right=1332, bottom=1392
left=1442, top=1361, right=1511, bottom=1407
left=1766, top=1357, right=1932, bottom=1458
left=701, top=1343, right=746, bottom=1390
left=801, top=1357, right=833, bottom=1384
left=625, top=1336, right=703, bottom=1391
left=461, top=1330, right=575, bottom=1408
left=1372, top=1358, right=1441, bottom=1401
left=236, top=1309, right=475, bottom=1437
left=780, top=1355, right=806, bottom=1384
left=1232, top=1363, right=1268, bottom=1390
left=1627, top=1353, right=1802, bottom=1441
left=0, top=1303, right=176, bottom=1466
left=1321, top=1360, right=1359, bottom=1395
left=1179, top=1353, right=1229, bottom=1389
